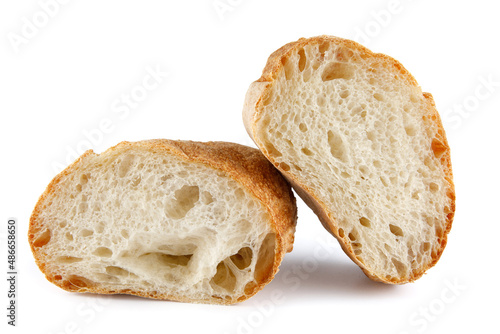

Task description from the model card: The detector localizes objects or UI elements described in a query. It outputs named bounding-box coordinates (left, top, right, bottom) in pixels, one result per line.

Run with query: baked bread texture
left=243, top=36, right=455, bottom=284
left=29, top=140, right=297, bottom=304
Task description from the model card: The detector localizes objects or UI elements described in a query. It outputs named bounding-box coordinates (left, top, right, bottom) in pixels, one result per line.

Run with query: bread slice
left=29, top=140, right=296, bottom=304
left=243, top=36, right=455, bottom=284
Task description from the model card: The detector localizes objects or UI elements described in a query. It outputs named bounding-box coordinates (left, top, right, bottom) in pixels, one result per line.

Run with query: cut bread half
left=243, top=36, right=455, bottom=284
left=29, top=140, right=296, bottom=304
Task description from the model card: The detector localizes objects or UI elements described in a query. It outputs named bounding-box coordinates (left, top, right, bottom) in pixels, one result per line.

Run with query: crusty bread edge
left=29, top=140, right=297, bottom=304
left=242, top=35, right=455, bottom=284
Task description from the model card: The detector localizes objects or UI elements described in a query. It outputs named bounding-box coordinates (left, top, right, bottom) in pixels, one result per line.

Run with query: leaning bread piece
left=243, top=36, right=455, bottom=284
left=29, top=140, right=296, bottom=304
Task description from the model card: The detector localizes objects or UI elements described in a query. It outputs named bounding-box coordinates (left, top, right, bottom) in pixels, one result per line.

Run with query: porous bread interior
left=31, top=145, right=275, bottom=303
left=254, top=41, right=453, bottom=282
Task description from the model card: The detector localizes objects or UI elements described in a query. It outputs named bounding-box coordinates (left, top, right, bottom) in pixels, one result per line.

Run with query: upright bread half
left=29, top=140, right=296, bottom=304
left=243, top=36, right=455, bottom=284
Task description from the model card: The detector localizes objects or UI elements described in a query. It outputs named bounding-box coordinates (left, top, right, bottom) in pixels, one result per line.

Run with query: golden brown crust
left=243, top=35, right=455, bottom=284
left=29, top=140, right=297, bottom=304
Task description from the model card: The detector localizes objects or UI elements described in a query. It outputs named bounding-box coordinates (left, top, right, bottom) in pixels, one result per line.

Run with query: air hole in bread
left=57, top=256, right=82, bottom=264
left=340, top=171, right=350, bottom=179
left=94, top=247, right=113, bottom=257
left=160, top=175, right=171, bottom=182
left=65, top=232, right=73, bottom=241
left=243, top=280, right=258, bottom=295
left=339, top=90, right=350, bottom=99
left=359, top=217, right=371, bottom=228
left=165, top=185, right=200, bottom=219
left=373, top=160, right=382, bottom=168
left=359, top=165, right=369, bottom=176
left=118, top=154, right=135, bottom=177
left=75, top=184, right=82, bottom=192
left=423, top=157, right=436, bottom=172
left=390, top=176, right=398, bottom=185
left=263, top=141, right=282, bottom=157
left=279, top=162, right=291, bottom=171
left=95, top=273, right=119, bottom=283
left=424, top=216, right=434, bottom=227
left=283, top=138, right=293, bottom=147
left=106, top=266, right=137, bottom=277
left=337, top=48, right=354, bottom=61
left=373, top=93, right=384, bottom=102
left=389, top=224, right=404, bottom=237
left=317, top=95, right=326, bottom=107
left=327, top=130, right=347, bottom=162
left=350, top=105, right=362, bottom=117
left=318, top=41, right=330, bottom=57
left=421, top=242, right=431, bottom=252
left=405, top=125, right=417, bottom=136
left=301, top=148, right=313, bottom=156
left=211, top=261, right=236, bottom=292
left=80, top=229, right=93, bottom=237
left=338, top=228, right=345, bottom=238
left=348, top=232, right=357, bottom=241
left=65, top=275, right=94, bottom=290
left=282, top=57, right=294, bottom=80
left=391, top=258, right=407, bottom=277
left=254, top=233, right=276, bottom=282
left=78, top=202, right=88, bottom=214
left=230, top=247, right=253, bottom=270
left=95, top=222, right=105, bottom=233
left=321, top=62, right=354, bottom=81
left=299, top=123, right=308, bottom=132
left=33, top=229, right=51, bottom=247
left=201, top=191, right=214, bottom=205
left=139, top=252, right=193, bottom=267
left=120, top=229, right=130, bottom=239
left=80, top=174, right=89, bottom=184
left=366, top=130, right=376, bottom=142
left=131, top=177, right=141, bottom=187
left=431, top=138, right=447, bottom=159
left=298, top=48, right=306, bottom=72
left=429, top=182, right=439, bottom=193
left=435, top=225, right=444, bottom=239
left=234, top=188, right=246, bottom=201
left=157, top=243, right=197, bottom=254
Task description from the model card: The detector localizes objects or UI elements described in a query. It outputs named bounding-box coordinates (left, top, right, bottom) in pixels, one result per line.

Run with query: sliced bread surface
left=243, top=36, right=455, bottom=283
left=29, top=140, right=297, bottom=304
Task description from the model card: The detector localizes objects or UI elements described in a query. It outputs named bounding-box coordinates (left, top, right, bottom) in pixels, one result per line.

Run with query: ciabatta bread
left=29, top=140, right=296, bottom=304
left=243, top=36, right=455, bottom=284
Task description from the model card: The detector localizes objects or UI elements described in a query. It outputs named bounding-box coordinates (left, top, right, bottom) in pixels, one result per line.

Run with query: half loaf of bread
left=29, top=140, right=297, bottom=304
left=243, top=36, right=455, bottom=283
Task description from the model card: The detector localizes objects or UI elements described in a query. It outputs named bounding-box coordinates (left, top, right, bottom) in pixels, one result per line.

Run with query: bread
left=29, top=139, right=297, bottom=304
left=243, top=36, right=455, bottom=284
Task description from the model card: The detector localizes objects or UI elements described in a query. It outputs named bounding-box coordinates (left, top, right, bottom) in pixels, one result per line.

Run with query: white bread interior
left=29, top=140, right=296, bottom=303
left=243, top=36, right=455, bottom=283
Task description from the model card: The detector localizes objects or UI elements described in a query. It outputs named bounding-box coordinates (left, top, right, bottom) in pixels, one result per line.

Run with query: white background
left=1, top=1, right=499, bottom=333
